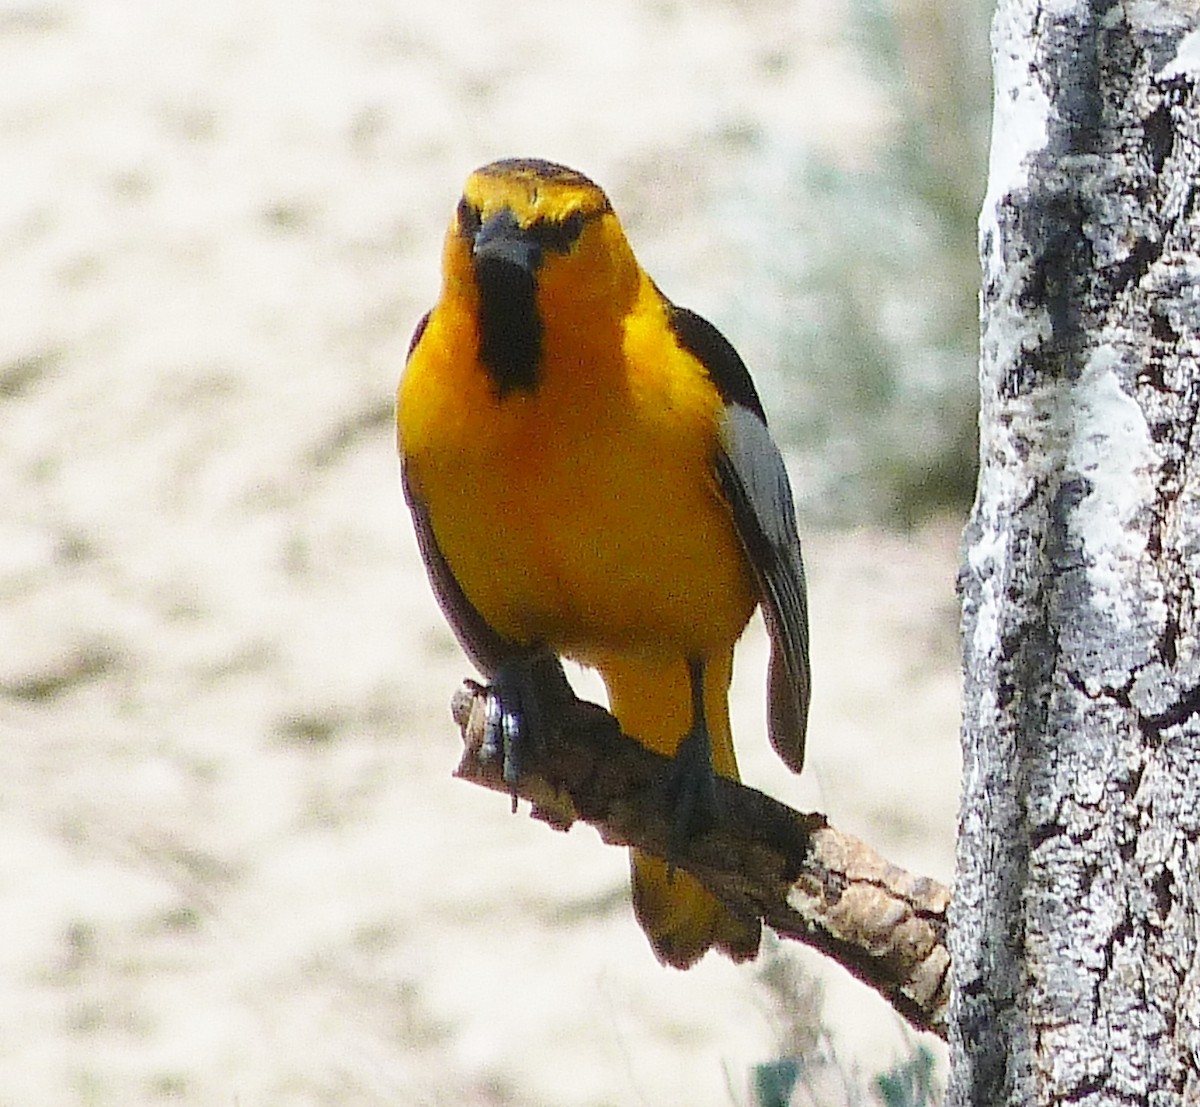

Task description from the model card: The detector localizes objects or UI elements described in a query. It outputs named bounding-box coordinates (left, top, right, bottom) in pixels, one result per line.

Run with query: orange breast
left=397, top=285, right=757, bottom=666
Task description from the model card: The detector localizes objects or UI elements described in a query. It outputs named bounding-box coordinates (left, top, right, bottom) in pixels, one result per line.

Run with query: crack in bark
left=1139, top=681, right=1200, bottom=737
left=964, top=0, right=1200, bottom=1099
left=1064, top=668, right=1136, bottom=705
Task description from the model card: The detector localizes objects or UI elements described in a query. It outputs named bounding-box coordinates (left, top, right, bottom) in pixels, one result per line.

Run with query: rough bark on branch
left=955, top=2, right=1200, bottom=1102
left=450, top=681, right=951, bottom=1038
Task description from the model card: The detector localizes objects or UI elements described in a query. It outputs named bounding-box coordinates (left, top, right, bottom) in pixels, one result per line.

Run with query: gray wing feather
left=715, top=403, right=811, bottom=773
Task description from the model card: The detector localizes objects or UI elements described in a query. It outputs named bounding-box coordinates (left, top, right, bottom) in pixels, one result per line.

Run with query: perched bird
left=397, top=158, right=810, bottom=968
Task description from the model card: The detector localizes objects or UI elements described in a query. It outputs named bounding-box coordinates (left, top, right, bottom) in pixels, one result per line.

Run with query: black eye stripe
left=530, top=210, right=587, bottom=253
left=457, top=198, right=482, bottom=237
left=458, top=201, right=591, bottom=253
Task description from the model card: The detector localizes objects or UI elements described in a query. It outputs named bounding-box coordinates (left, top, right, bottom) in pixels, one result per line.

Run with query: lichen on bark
left=952, top=1, right=1200, bottom=1102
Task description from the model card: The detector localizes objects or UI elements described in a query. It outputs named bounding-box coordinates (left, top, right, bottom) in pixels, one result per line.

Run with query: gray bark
left=951, top=1, right=1200, bottom=1103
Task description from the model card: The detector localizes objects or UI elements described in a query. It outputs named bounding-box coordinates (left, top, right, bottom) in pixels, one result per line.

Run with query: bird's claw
left=663, top=724, right=720, bottom=875
left=478, top=654, right=573, bottom=811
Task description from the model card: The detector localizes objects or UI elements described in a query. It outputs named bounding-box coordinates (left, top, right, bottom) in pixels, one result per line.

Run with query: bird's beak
left=473, top=209, right=542, bottom=276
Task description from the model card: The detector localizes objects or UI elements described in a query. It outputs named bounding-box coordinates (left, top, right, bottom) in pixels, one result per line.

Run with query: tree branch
left=450, top=682, right=951, bottom=1039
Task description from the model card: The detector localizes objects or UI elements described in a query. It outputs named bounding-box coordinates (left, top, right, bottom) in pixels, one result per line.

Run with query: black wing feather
left=668, top=298, right=811, bottom=771
left=666, top=303, right=767, bottom=421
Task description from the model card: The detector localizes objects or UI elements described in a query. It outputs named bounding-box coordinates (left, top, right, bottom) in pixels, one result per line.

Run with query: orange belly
left=399, top=293, right=757, bottom=666
left=405, top=390, right=755, bottom=666
left=398, top=284, right=764, bottom=967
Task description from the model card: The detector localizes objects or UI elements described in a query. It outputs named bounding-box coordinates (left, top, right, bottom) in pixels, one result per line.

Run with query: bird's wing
left=666, top=304, right=811, bottom=773
left=715, top=403, right=811, bottom=772
left=401, top=463, right=523, bottom=681
left=400, top=310, right=523, bottom=679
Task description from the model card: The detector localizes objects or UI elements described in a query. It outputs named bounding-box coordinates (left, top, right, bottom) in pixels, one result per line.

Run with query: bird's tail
left=597, top=647, right=760, bottom=968
left=630, top=850, right=759, bottom=968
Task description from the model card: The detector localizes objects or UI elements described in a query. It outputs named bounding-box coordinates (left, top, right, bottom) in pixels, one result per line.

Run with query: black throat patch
left=475, top=254, right=542, bottom=396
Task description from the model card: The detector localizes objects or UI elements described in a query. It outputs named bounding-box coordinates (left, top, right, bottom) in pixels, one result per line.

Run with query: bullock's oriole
left=397, top=158, right=810, bottom=968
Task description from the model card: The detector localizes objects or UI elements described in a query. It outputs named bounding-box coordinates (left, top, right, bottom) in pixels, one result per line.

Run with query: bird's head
left=441, top=158, right=642, bottom=394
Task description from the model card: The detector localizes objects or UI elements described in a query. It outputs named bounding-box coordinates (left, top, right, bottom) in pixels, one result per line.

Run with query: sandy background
left=0, top=3, right=963, bottom=1104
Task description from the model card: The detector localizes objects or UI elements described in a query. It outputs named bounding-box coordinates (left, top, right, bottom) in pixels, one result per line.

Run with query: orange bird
left=397, top=159, right=810, bottom=967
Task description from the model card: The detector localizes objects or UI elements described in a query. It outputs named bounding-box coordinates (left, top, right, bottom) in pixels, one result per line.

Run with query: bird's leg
left=664, top=656, right=721, bottom=870
left=478, top=650, right=575, bottom=811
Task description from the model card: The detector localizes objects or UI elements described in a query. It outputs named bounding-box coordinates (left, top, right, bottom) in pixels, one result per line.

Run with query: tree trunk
left=951, top=1, right=1200, bottom=1103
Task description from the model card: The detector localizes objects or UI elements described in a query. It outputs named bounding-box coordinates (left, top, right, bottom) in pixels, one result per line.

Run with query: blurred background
left=0, top=1, right=988, bottom=1103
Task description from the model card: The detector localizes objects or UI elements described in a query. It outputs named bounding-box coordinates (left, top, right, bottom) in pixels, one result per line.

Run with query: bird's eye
left=457, top=199, right=482, bottom=238
left=536, top=210, right=586, bottom=253
left=559, top=211, right=585, bottom=244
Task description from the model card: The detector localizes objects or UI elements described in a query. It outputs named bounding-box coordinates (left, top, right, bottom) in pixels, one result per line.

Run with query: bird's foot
left=477, top=653, right=574, bottom=811
left=663, top=723, right=720, bottom=873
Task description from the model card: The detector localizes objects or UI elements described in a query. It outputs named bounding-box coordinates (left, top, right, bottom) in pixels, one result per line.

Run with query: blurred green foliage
left=753, top=1057, right=803, bottom=1107
left=746, top=939, right=943, bottom=1107
left=728, top=0, right=992, bottom=527
left=874, top=1045, right=939, bottom=1107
